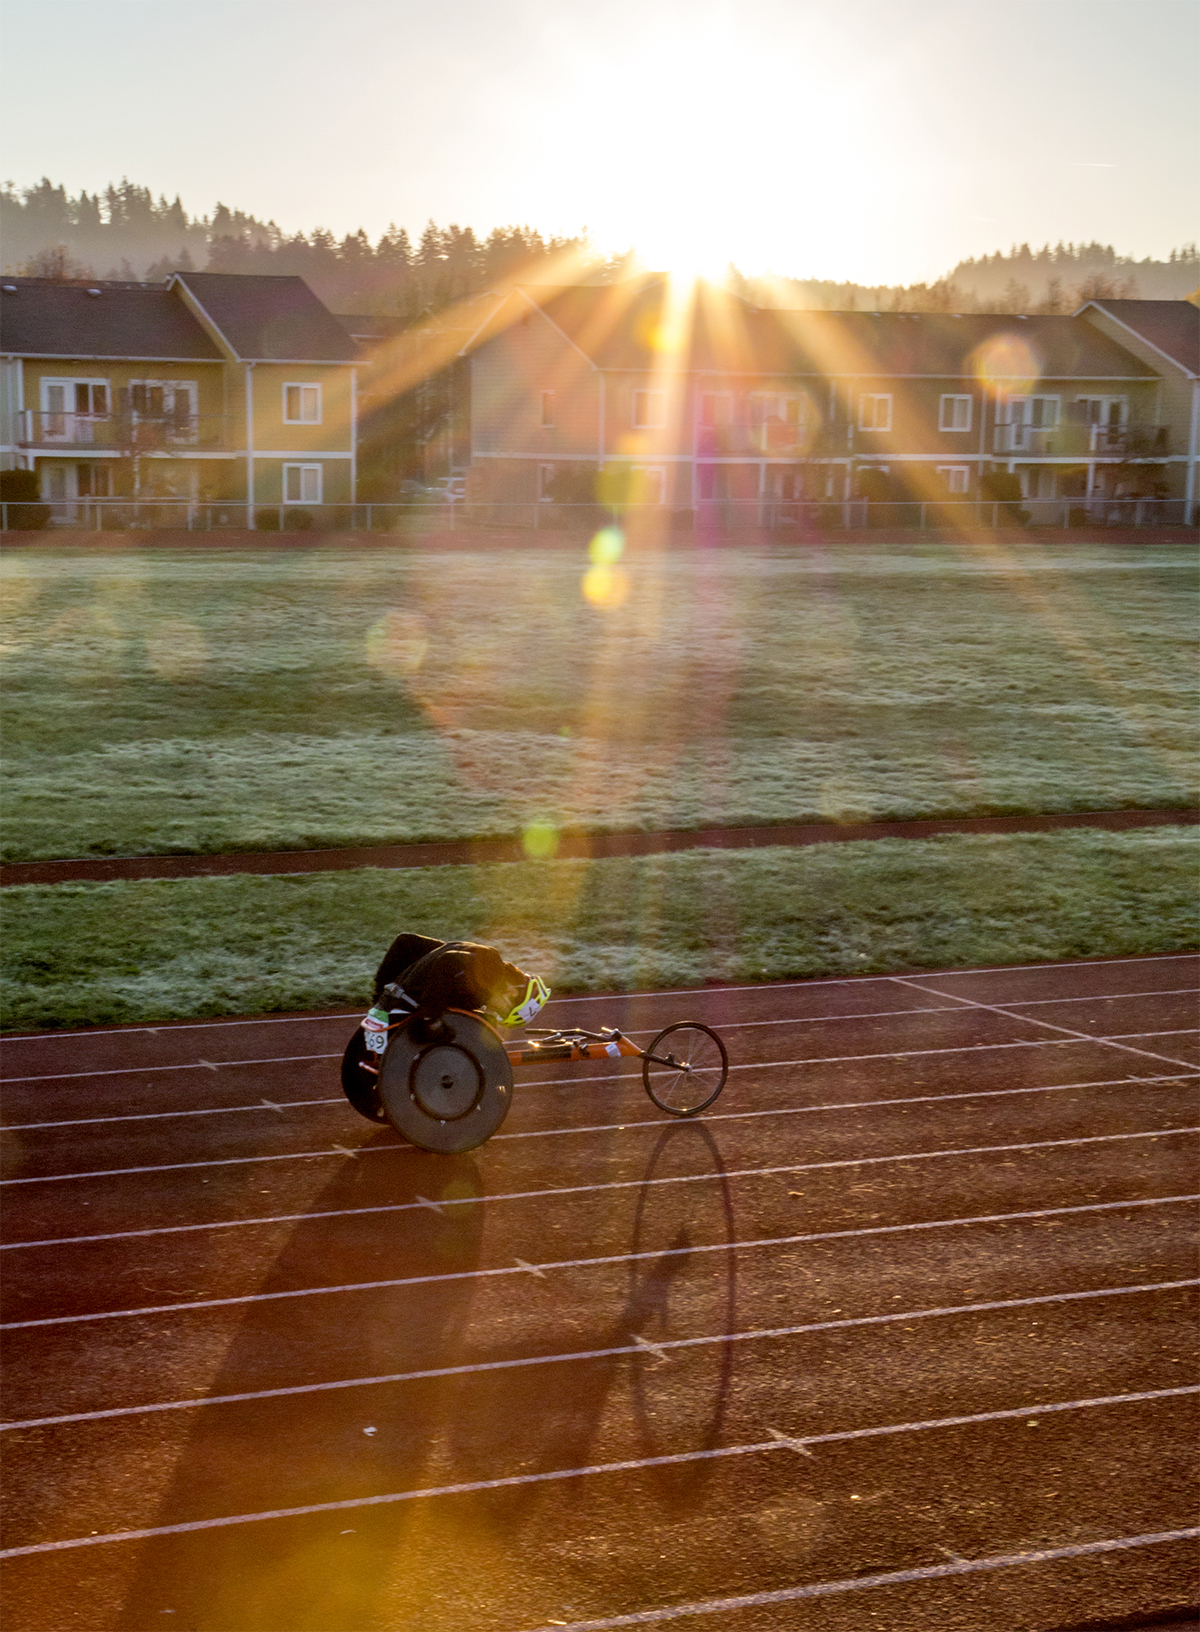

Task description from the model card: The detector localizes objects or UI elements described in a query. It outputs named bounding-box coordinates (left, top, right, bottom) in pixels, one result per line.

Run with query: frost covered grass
left=0, top=539, right=1195, bottom=862
left=3, top=827, right=1195, bottom=1031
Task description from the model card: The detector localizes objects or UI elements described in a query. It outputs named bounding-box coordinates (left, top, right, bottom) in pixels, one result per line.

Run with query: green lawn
left=1, top=539, right=1195, bottom=862
left=3, top=828, right=1196, bottom=1031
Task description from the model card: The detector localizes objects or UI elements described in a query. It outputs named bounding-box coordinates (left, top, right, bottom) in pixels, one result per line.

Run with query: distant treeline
left=745, top=241, right=1200, bottom=314
left=3, top=177, right=1197, bottom=316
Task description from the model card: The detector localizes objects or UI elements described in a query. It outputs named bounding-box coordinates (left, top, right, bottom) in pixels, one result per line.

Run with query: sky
left=1, top=0, right=1197, bottom=285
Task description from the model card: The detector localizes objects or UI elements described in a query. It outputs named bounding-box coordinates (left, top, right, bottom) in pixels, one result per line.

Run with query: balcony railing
left=696, top=424, right=808, bottom=458
left=992, top=423, right=1169, bottom=458
left=15, top=410, right=229, bottom=451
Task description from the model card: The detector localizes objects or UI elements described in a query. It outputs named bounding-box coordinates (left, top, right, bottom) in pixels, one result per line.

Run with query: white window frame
left=283, top=463, right=322, bottom=505
left=538, top=462, right=555, bottom=501
left=283, top=383, right=322, bottom=424
left=632, top=465, right=666, bottom=505
left=999, top=395, right=1060, bottom=428
left=40, top=377, right=109, bottom=442
left=1074, top=395, right=1128, bottom=427
left=939, top=394, right=972, bottom=432
left=632, top=389, right=666, bottom=429
left=540, top=391, right=555, bottom=428
left=937, top=465, right=971, bottom=496
left=858, top=393, right=892, bottom=432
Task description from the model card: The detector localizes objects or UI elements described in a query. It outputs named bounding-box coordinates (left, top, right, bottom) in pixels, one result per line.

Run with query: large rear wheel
left=642, top=1022, right=727, bottom=1117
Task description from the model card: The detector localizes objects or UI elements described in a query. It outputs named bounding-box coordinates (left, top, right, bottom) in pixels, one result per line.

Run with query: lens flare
left=589, top=527, right=625, bottom=566
left=970, top=332, right=1042, bottom=396
left=582, top=563, right=630, bottom=608
left=522, top=819, right=560, bottom=860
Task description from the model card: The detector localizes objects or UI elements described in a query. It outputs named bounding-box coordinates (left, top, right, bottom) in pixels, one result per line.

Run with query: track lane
left=2, top=955, right=1197, bottom=1632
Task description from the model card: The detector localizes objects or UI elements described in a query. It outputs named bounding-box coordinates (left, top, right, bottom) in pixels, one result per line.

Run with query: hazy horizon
left=1, top=0, right=1197, bottom=286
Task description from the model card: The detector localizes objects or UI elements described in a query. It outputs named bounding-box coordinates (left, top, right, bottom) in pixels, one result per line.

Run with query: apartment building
left=0, top=271, right=358, bottom=511
left=460, top=278, right=1197, bottom=520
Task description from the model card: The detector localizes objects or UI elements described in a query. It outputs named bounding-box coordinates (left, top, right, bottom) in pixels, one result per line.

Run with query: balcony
left=992, top=423, right=1169, bottom=459
left=696, top=423, right=808, bottom=458
left=15, top=410, right=229, bottom=452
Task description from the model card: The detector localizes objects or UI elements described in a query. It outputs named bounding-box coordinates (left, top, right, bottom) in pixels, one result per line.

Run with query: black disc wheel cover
left=378, top=1011, right=514, bottom=1153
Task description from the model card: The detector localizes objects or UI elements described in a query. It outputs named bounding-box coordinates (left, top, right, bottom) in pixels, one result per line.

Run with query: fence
left=0, top=496, right=1194, bottom=533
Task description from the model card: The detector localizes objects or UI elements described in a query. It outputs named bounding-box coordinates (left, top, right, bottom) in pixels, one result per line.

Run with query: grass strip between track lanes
left=5, top=1193, right=1195, bottom=1339
left=4, top=830, right=1197, bottom=1032
left=2, top=1381, right=1195, bottom=1556
left=5, top=1127, right=1197, bottom=1250
left=522, top=1526, right=1200, bottom=1630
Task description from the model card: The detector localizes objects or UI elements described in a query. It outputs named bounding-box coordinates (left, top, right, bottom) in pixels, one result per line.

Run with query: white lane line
left=0, top=1052, right=340, bottom=1086
left=9, top=1053, right=1198, bottom=1143
left=2, top=1379, right=1194, bottom=1556
left=6, top=990, right=1197, bottom=1095
left=524, top=1526, right=1200, bottom=1630
left=9, top=987, right=1196, bottom=1130
left=7, top=1028, right=1199, bottom=1189
left=892, top=975, right=1198, bottom=1072
left=2, top=951, right=1194, bottom=1046
left=4, top=1126, right=1196, bottom=1251
left=5, top=1193, right=1193, bottom=1335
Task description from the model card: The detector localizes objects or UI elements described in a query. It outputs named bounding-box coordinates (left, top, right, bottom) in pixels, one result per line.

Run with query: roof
left=172, top=272, right=357, bottom=362
left=335, top=313, right=408, bottom=344
left=771, top=309, right=1156, bottom=381
left=0, top=278, right=222, bottom=360
left=1079, top=299, right=1199, bottom=377
left=474, top=279, right=1155, bottom=381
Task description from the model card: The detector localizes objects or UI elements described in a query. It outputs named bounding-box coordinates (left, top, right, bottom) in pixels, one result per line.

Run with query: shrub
left=254, top=508, right=280, bottom=531
left=980, top=471, right=1029, bottom=526
left=284, top=508, right=314, bottom=531
left=0, top=469, right=51, bottom=531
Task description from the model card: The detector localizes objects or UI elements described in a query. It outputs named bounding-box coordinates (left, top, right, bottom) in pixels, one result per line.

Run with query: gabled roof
left=0, top=278, right=222, bottom=360
left=471, top=279, right=1155, bottom=381
left=1078, top=299, right=1199, bottom=377
left=171, top=272, right=357, bottom=363
left=772, top=309, right=1156, bottom=381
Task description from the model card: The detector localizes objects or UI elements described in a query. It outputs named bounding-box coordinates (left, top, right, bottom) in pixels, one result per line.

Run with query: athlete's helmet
left=501, top=974, right=551, bottom=1027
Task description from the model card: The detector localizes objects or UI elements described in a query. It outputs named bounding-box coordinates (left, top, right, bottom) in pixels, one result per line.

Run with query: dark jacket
left=373, top=935, right=527, bottom=1019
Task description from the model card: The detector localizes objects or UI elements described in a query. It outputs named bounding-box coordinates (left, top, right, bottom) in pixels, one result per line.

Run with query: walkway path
left=2, top=806, right=1196, bottom=888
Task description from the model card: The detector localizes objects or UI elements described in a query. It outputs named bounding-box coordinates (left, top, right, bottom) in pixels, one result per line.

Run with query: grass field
left=1, top=539, right=1195, bottom=863
left=2, top=827, right=1196, bottom=1030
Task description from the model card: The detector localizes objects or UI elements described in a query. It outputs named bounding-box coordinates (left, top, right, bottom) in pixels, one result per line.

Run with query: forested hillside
left=2, top=176, right=1195, bottom=316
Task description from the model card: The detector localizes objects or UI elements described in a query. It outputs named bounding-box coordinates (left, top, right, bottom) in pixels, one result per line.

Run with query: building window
left=700, top=392, right=733, bottom=427
left=859, top=394, right=892, bottom=431
left=1073, top=396, right=1126, bottom=428
left=284, top=384, right=322, bottom=424
left=937, top=466, right=970, bottom=495
left=539, top=463, right=555, bottom=501
left=283, top=463, right=322, bottom=504
left=939, top=394, right=972, bottom=432
left=540, top=391, right=555, bottom=428
left=1000, top=396, right=1060, bottom=428
left=632, top=390, right=666, bottom=429
left=40, top=379, right=109, bottom=441
left=632, top=465, right=665, bottom=505
left=76, top=463, right=112, bottom=498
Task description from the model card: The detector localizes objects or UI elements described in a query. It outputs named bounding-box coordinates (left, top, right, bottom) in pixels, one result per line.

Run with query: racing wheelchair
left=341, top=1008, right=728, bottom=1153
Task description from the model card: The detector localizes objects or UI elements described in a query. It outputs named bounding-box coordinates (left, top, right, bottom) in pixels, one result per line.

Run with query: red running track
left=1, top=953, right=1198, bottom=1632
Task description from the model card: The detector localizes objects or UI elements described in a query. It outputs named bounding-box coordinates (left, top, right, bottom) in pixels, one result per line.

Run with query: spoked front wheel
left=642, top=1022, right=728, bottom=1117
